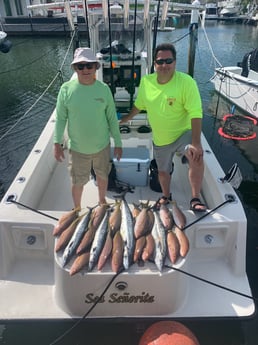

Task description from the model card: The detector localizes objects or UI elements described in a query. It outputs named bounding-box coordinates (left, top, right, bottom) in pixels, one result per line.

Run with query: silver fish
left=62, top=207, right=93, bottom=267
left=152, top=208, right=167, bottom=272
left=88, top=209, right=110, bottom=271
left=119, top=195, right=135, bottom=270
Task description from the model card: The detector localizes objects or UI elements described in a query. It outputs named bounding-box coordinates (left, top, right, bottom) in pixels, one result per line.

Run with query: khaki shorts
left=69, top=145, right=111, bottom=185
left=153, top=130, right=191, bottom=174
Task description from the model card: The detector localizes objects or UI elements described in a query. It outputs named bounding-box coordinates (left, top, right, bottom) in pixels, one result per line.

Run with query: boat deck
left=0, top=114, right=255, bottom=320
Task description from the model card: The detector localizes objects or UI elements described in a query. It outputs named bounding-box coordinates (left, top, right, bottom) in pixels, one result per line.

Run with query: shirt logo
left=95, top=98, right=105, bottom=103
left=167, top=97, right=176, bottom=106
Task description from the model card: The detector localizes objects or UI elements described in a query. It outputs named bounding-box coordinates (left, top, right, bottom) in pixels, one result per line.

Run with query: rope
left=163, top=263, right=256, bottom=302
left=49, top=268, right=124, bottom=345
left=0, top=30, right=75, bottom=145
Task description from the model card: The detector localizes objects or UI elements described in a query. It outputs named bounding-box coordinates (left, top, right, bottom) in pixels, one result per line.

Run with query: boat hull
left=0, top=111, right=255, bottom=321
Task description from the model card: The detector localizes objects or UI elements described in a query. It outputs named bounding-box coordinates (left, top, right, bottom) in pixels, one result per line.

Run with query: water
left=0, top=20, right=258, bottom=344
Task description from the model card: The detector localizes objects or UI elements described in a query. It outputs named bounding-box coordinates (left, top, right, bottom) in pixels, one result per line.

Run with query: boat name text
left=85, top=292, right=155, bottom=304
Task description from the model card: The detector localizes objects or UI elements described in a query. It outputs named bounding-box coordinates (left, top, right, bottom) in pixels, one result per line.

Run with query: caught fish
left=69, top=251, right=90, bottom=276
left=142, top=233, right=155, bottom=262
left=109, top=200, right=122, bottom=237
left=76, top=204, right=108, bottom=255
left=152, top=209, right=167, bottom=271
left=133, top=236, right=146, bottom=262
left=174, top=225, right=190, bottom=257
left=159, top=203, right=174, bottom=230
left=55, top=217, right=80, bottom=252
left=170, top=200, right=186, bottom=230
left=62, top=207, right=94, bottom=267
left=132, top=203, right=141, bottom=219
left=134, top=201, right=151, bottom=239
left=119, top=194, right=135, bottom=270
left=97, top=230, right=113, bottom=271
left=53, top=208, right=80, bottom=236
left=76, top=221, right=96, bottom=255
left=111, top=231, right=124, bottom=273
left=88, top=209, right=110, bottom=271
left=166, top=230, right=180, bottom=264
left=91, top=204, right=109, bottom=229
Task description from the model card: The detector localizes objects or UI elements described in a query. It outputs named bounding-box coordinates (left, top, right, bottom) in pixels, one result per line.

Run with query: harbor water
left=0, top=19, right=258, bottom=344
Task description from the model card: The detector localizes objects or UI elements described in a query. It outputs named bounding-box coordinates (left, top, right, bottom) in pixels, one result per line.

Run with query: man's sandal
left=190, top=197, right=207, bottom=213
left=156, top=194, right=172, bottom=208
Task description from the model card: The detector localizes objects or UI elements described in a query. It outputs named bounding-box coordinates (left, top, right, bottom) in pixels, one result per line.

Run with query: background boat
left=211, top=48, right=258, bottom=119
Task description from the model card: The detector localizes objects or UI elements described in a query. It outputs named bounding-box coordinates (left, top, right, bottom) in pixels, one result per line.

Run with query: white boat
left=0, top=0, right=255, bottom=322
left=205, top=3, right=219, bottom=19
left=211, top=49, right=258, bottom=119
left=219, top=0, right=240, bottom=17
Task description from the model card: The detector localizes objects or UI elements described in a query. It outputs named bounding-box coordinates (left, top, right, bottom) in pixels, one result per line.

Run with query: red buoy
left=139, top=321, right=200, bottom=345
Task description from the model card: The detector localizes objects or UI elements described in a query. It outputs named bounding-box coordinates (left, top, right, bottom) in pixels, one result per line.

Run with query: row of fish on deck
left=53, top=194, right=190, bottom=276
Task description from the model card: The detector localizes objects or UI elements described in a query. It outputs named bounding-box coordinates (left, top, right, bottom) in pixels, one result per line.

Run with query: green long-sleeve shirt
left=54, top=78, right=122, bottom=154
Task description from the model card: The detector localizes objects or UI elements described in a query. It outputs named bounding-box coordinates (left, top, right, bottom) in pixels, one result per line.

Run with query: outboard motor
left=238, top=48, right=258, bottom=77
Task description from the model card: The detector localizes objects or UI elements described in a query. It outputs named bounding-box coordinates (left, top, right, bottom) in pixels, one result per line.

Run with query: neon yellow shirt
left=134, top=71, right=203, bottom=146
left=54, top=79, right=122, bottom=154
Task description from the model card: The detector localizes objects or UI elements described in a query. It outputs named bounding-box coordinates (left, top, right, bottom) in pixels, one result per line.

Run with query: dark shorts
left=153, top=131, right=191, bottom=174
left=69, top=145, right=111, bottom=185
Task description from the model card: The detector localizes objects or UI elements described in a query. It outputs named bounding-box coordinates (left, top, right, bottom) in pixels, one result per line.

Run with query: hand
left=54, top=143, right=65, bottom=162
left=113, top=147, right=122, bottom=161
left=185, top=144, right=203, bottom=162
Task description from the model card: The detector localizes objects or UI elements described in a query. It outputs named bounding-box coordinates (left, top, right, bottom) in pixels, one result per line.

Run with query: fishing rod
left=151, top=0, right=161, bottom=73
left=129, top=0, right=138, bottom=109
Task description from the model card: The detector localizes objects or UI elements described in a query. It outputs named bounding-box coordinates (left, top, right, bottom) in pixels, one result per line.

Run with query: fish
left=111, top=231, right=124, bottom=273
left=152, top=208, right=167, bottom=271
left=69, top=251, right=90, bottom=276
left=109, top=200, right=122, bottom=237
left=133, top=236, right=146, bottom=262
left=166, top=230, right=180, bottom=264
left=141, top=233, right=155, bottom=262
left=132, top=203, right=141, bottom=219
left=170, top=200, right=186, bottom=230
left=97, top=229, right=113, bottom=271
left=55, top=217, right=80, bottom=252
left=174, top=225, right=190, bottom=257
left=76, top=204, right=108, bottom=255
left=76, top=220, right=97, bottom=255
left=62, top=207, right=94, bottom=267
left=159, top=203, right=174, bottom=230
left=134, top=201, right=152, bottom=239
left=53, top=208, right=80, bottom=236
left=88, top=209, right=110, bottom=271
left=119, top=194, right=135, bottom=270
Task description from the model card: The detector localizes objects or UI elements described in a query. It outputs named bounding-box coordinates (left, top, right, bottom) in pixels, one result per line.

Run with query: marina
left=0, top=1, right=258, bottom=342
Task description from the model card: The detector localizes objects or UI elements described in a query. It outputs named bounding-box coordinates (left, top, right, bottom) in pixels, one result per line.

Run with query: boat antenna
left=129, top=0, right=138, bottom=109
left=151, top=0, right=161, bottom=73
left=107, top=0, right=115, bottom=97
left=83, top=0, right=91, bottom=47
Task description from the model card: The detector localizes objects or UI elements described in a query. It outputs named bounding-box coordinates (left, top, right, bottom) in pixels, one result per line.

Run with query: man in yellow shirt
left=120, top=43, right=206, bottom=212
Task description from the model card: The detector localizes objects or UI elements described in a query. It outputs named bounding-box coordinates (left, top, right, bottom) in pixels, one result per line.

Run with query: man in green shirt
left=54, top=48, right=122, bottom=209
left=120, top=43, right=206, bottom=212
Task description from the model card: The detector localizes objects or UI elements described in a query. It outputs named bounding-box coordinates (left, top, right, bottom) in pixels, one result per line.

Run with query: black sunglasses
left=76, top=62, right=95, bottom=70
left=155, top=58, right=175, bottom=65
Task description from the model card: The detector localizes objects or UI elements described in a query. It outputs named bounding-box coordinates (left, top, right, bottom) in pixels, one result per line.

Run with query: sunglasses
left=76, top=63, right=95, bottom=70
left=155, top=58, right=175, bottom=65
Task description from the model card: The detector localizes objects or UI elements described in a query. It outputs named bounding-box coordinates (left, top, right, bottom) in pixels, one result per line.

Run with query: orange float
left=138, top=321, right=200, bottom=345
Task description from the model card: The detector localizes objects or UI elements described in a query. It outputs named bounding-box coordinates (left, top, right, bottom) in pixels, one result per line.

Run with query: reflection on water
left=0, top=20, right=258, bottom=345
